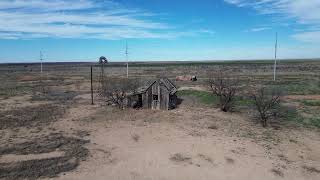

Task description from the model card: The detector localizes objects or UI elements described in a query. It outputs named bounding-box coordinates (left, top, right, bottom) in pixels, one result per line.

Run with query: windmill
left=99, top=56, right=108, bottom=82
left=273, top=32, right=278, bottom=81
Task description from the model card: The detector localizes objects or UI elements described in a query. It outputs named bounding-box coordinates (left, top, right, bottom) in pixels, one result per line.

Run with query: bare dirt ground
left=1, top=61, right=320, bottom=180
left=35, top=93, right=318, bottom=180
left=3, top=93, right=318, bottom=180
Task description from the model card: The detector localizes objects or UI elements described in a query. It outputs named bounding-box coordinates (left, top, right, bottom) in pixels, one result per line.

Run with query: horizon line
left=1, top=58, right=320, bottom=65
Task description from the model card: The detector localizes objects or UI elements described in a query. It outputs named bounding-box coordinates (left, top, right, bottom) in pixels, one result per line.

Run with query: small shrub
left=250, top=87, right=282, bottom=127
left=207, top=71, right=239, bottom=112
left=99, top=77, right=140, bottom=109
left=309, top=117, right=320, bottom=128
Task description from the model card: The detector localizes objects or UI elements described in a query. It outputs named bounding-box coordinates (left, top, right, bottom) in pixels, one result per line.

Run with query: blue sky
left=0, top=0, right=320, bottom=62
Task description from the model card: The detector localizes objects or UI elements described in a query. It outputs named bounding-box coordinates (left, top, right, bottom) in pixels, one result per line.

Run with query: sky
left=0, top=0, right=320, bottom=63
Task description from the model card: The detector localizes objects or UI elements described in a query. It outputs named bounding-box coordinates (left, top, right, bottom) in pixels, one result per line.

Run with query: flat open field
left=1, top=60, right=320, bottom=180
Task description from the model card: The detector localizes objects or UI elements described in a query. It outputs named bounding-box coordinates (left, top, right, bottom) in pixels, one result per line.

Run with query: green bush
left=309, top=117, right=320, bottom=128
left=301, top=100, right=320, bottom=106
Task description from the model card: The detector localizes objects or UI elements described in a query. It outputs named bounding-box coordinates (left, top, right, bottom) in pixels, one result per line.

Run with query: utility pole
left=40, top=51, right=43, bottom=75
left=273, top=32, right=278, bottom=81
left=91, top=66, right=94, bottom=105
left=126, top=41, right=129, bottom=78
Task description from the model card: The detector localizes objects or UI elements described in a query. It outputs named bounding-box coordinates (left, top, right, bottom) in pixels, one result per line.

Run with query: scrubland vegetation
left=0, top=60, right=320, bottom=179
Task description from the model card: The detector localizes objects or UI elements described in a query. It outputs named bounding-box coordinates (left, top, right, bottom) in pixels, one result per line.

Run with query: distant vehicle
left=176, top=75, right=197, bottom=82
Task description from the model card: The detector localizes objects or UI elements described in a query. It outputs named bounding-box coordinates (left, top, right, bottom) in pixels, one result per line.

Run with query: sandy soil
left=39, top=94, right=319, bottom=180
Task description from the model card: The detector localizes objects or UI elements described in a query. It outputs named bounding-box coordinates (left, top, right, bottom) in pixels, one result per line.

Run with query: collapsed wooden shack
left=126, top=78, right=178, bottom=110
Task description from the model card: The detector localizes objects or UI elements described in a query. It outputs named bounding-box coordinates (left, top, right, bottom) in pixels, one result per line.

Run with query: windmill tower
left=126, top=41, right=129, bottom=78
left=99, top=56, right=108, bottom=82
left=273, top=32, right=278, bottom=81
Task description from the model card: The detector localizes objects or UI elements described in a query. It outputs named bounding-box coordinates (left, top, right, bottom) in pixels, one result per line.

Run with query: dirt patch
left=131, top=134, right=140, bottom=142
left=170, top=153, right=192, bottom=163
left=18, top=75, right=38, bottom=82
left=74, top=130, right=91, bottom=138
left=225, top=157, right=235, bottom=164
left=285, top=95, right=320, bottom=101
left=0, top=104, right=65, bottom=130
left=278, top=154, right=292, bottom=164
left=208, top=124, right=218, bottom=130
left=198, top=154, right=213, bottom=163
left=31, top=90, right=79, bottom=102
left=0, top=133, right=89, bottom=179
left=271, top=168, right=284, bottom=177
left=302, top=165, right=320, bottom=174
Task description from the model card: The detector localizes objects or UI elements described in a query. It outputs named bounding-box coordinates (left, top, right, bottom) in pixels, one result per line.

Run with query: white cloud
left=224, top=0, right=320, bottom=43
left=0, top=0, right=96, bottom=11
left=292, top=31, right=320, bottom=43
left=246, top=27, right=271, bottom=32
left=0, top=0, right=209, bottom=40
left=224, top=0, right=320, bottom=22
left=198, top=29, right=216, bottom=35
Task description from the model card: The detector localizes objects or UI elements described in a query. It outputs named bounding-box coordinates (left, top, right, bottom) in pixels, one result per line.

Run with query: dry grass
left=0, top=104, right=65, bottom=130
left=0, top=133, right=89, bottom=179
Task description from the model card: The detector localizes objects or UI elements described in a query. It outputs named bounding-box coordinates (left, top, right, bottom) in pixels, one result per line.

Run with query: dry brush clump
left=99, top=77, right=140, bottom=109
left=0, top=104, right=65, bottom=130
left=0, top=133, right=89, bottom=179
left=207, top=71, right=239, bottom=112
left=250, top=87, right=282, bottom=127
left=169, top=153, right=191, bottom=163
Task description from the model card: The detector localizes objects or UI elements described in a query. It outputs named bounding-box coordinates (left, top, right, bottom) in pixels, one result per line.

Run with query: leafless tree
left=207, top=71, right=239, bottom=112
left=250, top=87, right=282, bottom=127
left=99, top=77, right=140, bottom=109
